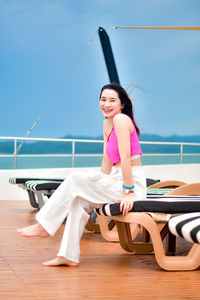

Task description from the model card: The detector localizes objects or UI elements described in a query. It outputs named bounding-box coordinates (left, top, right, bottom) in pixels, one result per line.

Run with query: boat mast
left=98, top=27, right=120, bottom=84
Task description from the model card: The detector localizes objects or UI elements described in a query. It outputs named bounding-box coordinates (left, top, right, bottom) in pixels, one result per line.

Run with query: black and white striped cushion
left=25, top=180, right=62, bottom=191
left=9, top=177, right=63, bottom=185
left=95, top=196, right=200, bottom=217
left=168, top=212, right=200, bottom=244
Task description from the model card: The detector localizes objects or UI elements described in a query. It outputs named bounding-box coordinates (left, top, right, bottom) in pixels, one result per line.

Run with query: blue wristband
left=123, top=184, right=135, bottom=190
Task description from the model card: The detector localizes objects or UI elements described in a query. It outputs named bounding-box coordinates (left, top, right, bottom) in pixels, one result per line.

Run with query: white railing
left=0, top=136, right=200, bottom=169
left=140, top=141, right=200, bottom=164
left=0, top=136, right=104, bottom=169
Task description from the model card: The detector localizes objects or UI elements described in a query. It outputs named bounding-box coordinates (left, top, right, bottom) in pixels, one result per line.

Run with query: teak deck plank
left=0, top=200, right=199, bottom=300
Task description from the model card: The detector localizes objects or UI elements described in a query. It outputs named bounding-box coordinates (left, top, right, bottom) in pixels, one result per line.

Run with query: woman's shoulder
left=113, top=113, right=132, bottom=127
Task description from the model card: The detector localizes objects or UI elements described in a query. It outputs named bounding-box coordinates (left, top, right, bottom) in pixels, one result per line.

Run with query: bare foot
left=16, top=223, right=50, bottom=238
left=43, top=257, right=78, bottom=267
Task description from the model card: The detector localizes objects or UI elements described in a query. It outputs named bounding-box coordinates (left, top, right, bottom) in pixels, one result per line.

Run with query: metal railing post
left=180, top=144, right=183, bottom=164
left=72, top=141, right=75, bottom=168
left=13, top=139, right=17, bottom=169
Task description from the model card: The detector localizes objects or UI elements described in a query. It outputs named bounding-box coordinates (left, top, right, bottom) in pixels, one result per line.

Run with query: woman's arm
left=101, top=120, right=112, bottom=175
left=114, top=114, right=133, bottom=186
left=114, top=114, right=134, bottom=215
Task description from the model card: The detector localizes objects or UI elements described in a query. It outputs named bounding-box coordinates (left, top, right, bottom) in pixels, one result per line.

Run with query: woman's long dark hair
left=100, top=82, right=140, bottom=136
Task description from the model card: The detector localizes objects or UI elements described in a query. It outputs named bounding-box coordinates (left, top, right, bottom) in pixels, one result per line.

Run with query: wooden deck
left=0, top=200, right=199, bottom=300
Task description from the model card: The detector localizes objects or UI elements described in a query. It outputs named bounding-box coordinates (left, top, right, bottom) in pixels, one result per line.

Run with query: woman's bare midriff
left=114, top=157, right=142, bottom=167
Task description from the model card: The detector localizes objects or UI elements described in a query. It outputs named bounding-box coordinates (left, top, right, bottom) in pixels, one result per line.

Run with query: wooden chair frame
left=112, top=212, right=200, bottom=271
left=148, top=180, right=186, bottom=189
left=97, top=180, right=187, bottom=242
left=109, top=183, right=200, bottom=271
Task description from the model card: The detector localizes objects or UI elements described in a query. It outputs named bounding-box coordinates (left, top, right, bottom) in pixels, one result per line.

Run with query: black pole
left=98, top=27, right=120, bottom=84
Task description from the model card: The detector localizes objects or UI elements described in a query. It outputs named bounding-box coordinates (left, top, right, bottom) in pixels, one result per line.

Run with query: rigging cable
left=16, top=30, right=98, bottom=154
left=108, top=25, right=200, bottom=92
left=110, top=26, right=200, bottom=30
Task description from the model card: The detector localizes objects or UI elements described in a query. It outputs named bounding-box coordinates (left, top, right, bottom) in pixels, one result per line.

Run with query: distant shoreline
left=0, top=134, right=200, bottom=155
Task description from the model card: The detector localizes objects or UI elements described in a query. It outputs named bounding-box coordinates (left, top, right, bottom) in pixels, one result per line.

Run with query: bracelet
left=124, top=189, right=134, bottom=195
left=123, top=184, right=135, bottom=190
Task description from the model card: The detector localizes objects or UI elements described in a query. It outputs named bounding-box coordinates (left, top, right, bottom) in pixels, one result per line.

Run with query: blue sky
left=0, top=0, right=200, bottom=139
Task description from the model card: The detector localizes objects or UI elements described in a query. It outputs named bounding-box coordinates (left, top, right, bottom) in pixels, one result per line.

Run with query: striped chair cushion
left=9, top=177, right=64, bottom=184
left=147, top=188, right=173, bottom=195
left=25, top=180, right=62, bottom=191
left=168, top=212, right=200, bottom=244
left=95, top=196, right=200, bottom=217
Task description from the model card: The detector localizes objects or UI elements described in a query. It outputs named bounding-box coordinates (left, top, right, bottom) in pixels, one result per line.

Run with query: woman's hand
left=115, top=194, right=134, bottom=216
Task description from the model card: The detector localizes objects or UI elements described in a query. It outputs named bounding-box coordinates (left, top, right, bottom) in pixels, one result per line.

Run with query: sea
left=1, top=136, right=200, bottom=170
left=1, top=155, right=200, bottom=170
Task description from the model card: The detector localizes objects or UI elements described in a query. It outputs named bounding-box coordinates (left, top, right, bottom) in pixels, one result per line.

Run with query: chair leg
left=165, top=232, right=176, bottom=255
left=27, top=190, right=39, bottom=209
left=116, top=221, right=154, bottom=254
left=142, top=228, right=150, bottom=242
left=85, top=213, right=100, bottom=233
left=97, top=215, right=141, bottom=242
left=35, top=191, right=46, bottom=209
left=97, top=215, right=119, bottom=241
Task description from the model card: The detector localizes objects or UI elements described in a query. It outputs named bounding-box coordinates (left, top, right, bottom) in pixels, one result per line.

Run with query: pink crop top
left=106, top=117, right=142, bottom=165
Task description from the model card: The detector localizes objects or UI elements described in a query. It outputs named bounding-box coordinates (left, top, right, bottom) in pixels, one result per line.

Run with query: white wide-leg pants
left=36, top=166, right=146, bottom=263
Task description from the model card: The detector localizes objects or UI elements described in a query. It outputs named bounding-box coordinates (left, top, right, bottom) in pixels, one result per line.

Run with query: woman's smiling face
left=99, top=89, right=123, bottom=119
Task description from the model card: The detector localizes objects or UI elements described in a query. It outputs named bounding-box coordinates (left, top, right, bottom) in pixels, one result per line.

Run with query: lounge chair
left=96, top=183, right=200, bottom=270
left=147, top=180, right=186, bottom=196
left=97, top=180, right=187, bottom=242
left=25, top=180, right=63, bottom=209
left=9, top=177, right=63, bottom=209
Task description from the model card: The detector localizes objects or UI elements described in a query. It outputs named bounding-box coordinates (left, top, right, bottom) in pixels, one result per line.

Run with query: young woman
left=17, top=83, right=147, bottom=267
